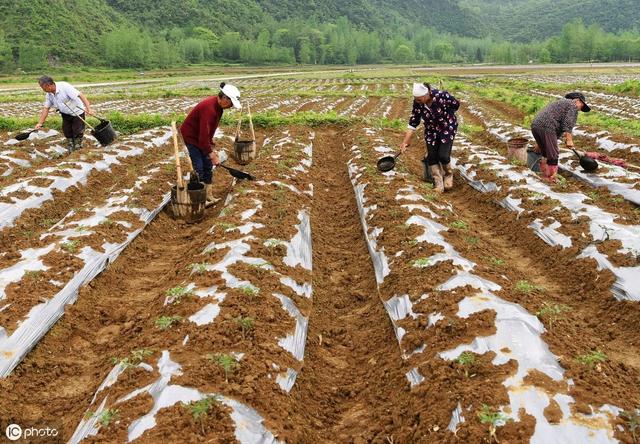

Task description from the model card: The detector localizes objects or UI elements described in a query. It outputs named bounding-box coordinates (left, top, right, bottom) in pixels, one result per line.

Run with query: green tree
left=219, top=32, right=241, bottom=60
left=393, top=44, right=413, bottom=63
left=18, top=44, right=46, bottom=71
left=183, top=38, right=205, bottom=63
left=0, top=30, right=12, bottom=72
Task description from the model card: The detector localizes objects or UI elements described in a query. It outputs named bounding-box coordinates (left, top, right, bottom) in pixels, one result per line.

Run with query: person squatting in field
left=35, top=75, right=94, bottom=153
left=529, top=92, right=591, bottom=181
left=180, top=82, right=241, bottom=206
left=399, top=82, right=460, bottom=192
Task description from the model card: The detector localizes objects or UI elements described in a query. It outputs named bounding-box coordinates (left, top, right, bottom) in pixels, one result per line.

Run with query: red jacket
left=180, top=96, right=223, bottom=154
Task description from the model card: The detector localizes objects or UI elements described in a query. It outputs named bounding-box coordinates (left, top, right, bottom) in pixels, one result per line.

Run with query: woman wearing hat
left=399, top=82, right=460, bottom=192
left=180, top=82, right=241, bottom=206
left=530, top=92, right=590, bottom=181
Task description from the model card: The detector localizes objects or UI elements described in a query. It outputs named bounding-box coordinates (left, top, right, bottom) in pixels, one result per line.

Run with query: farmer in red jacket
left=180, top=82, right=241, bottom=205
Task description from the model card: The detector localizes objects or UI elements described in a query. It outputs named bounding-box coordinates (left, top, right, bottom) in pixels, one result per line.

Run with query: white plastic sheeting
left=69, top=351, right=280, bottom=444
left=348, top=131, right=621, bottom=442
left=0, top=191, right=170, bottom=377
left=464, top=99, right=640, bottom=204
left=0, top=127, right=173, bottom=229
left=455, top=136, right=640, bottom=301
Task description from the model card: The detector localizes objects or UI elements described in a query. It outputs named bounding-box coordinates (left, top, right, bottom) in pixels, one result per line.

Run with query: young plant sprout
left=450, top=220, right=468, bottom=230
left=575, top=350, right=607, bottom=369
left=234, top=316, right=255, bottom=340
left=412, top=257, right=431, bottom=267
left=515, top=280, right=542, bottom=294
left=477, top=404, right=510, bottom=443
left=182, top=396, right=221, bottom=434
left=189, top=262, right=209, bottom=274
left=240, top=285, right=259, bottom=297
left=156, top=315, right=182, bottom=330
left=165, top=285, right=193, bottom=304
left=98, top=409, right=119, bottom=428
left=536, top=302, right=571, bottom=330
left=456, top=351, right=476, bottom=377
left=207, top=353, right=239, bottom=383
left=110, top=348, right=153, bottom=369
left=61, top=240, right=80, bottom=253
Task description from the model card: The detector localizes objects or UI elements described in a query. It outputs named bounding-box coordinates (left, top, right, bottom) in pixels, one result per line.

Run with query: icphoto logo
left=5, top=424, right=22, bottom=441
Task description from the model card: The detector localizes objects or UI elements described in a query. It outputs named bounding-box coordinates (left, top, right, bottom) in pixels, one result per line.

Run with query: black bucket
left=170, top=182, right=206, bottom=223
left=92, top=119, right=117, bottom=147
left=377, top=152, right=401, bottom=172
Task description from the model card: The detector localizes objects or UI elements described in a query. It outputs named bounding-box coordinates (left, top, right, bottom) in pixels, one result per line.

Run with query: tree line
left=1, top=19, right=639, bottom=72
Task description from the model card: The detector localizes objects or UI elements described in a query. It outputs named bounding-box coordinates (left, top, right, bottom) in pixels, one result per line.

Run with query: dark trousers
left=61, top=113, right=85, bottom=139
left=186, top=144, right=213, bottom=184
left=426, top=139, right=454, bottom=166
left=531, top=127, right=559, bottom=166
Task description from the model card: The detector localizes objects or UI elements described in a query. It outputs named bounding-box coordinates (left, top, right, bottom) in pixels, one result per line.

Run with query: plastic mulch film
left=69, top=351, right=280, bottom=444
left=69, top=131, right=314, bottom=442
left=465, top=99, right=640, bottom=205
left=0, top=190, right=171, bottom=377
left=347, top=130, right=622, bottom=442
left=0, top=127, right=173, bottom=229
left=455, top=135, right=640, bottom=301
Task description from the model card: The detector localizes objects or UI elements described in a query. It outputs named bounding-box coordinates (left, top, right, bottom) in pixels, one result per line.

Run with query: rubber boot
left=443, top=163, right=454, bottom=190
left=74, top=136, right=83, bottom=151
left=66, top=138, right=74, bottom=154
left=430, top=165, right=444, bottom=193
left=421, top=158, right=434, bottom=184
left=205, top=184, right=219, bottom=208
left=539, top=158, right=548, bottom=177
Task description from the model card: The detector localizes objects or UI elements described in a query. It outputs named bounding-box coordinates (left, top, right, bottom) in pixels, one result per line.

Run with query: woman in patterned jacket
left=400, top=82, right=460, bottom=192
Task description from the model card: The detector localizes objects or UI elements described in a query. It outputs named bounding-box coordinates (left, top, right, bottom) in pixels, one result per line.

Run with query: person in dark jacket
left=530, top=92, right=590, bottom=181
left=400, top=82, right=460, bottom=192
left=180, top=82, right=241, bottom=205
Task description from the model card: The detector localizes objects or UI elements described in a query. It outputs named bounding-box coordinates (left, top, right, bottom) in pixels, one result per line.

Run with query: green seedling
left=412, top=257, right=431, bottom=267
left=264, top=238, right=285, bottom=248
left=588, top=191, right=601, bottom=201
left=488, top=257, right=505, bottom=266
left=189, top=262, right=209, bottom=274
left=240, top=285, right=259, bottom=298
left=575, top=350, right=607, bottom=368
left=24, top=270, right=42, bottom=280
left=536, top=302, right=571, bottom=330
left=477, top=404, right=510, bottom=443
left=610, top=197, right=624, bottom=204
left=401, top=239, right=418, bottom=247
left=465, top=236, right=480, bottom=246
left=510, top=158, right=523, bottom=166
left=235, top=316, right=255, bottom=340
left=621, top=408, right=640, bottom=444
left=183, top=396, right=221, bottom=434
left=450, top=220, right=468, bottom=230
left=515, top=280, right=542, bottom=294
left=208, top=353, right=239, bottom=382
left=155, top=315, right=182, bottom=330
left=275, top=208, right=288, bottom=220
left=100, top=218, right=113, bottom=226
left=165, top=285, right=193, bottom=304
left=40, top=218, right=57, bottom=228
left=456, top=351, right=476, bottom=377
left=98, top=409, right=119, bottom=428
left=219, top=206, right=232, bottom=217
left=61, top=240, right=80, bottom=253
left=21, top=230, right=35, bottom=239
left=250, top=261, right=272, bottom=269
left=75, top=225, right=90, bottom=232
left=110, top=348, right=153, bottom=369
left=217, top=222, right=237, bottom=231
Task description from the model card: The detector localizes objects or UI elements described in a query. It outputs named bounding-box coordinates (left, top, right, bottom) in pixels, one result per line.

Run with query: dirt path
left=285, top=129, right=411, bottom=443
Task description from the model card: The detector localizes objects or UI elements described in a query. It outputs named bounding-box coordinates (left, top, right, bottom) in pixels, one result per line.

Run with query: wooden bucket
left=232, top=104, right=256, bottom=166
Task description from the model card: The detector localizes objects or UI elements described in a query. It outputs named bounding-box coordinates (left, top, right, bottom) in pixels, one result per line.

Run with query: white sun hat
left=221, top=83, right=242, bottom=109
left=412, top=83, right=430, bottom=97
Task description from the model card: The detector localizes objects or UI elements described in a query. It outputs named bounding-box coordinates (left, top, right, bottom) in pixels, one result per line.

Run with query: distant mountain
left=460, top=0, right=640, bottom=41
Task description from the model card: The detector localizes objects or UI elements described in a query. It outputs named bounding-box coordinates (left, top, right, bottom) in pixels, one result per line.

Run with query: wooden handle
left=235, top=105, right=243, bottom=140
left=171, top=121, right=183, bottom=188
left=248, top=104, right=255, bottom=141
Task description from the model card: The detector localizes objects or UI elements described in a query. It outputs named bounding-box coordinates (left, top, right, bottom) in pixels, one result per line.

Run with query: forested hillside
left=0, top=0, right=639, bottom=71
